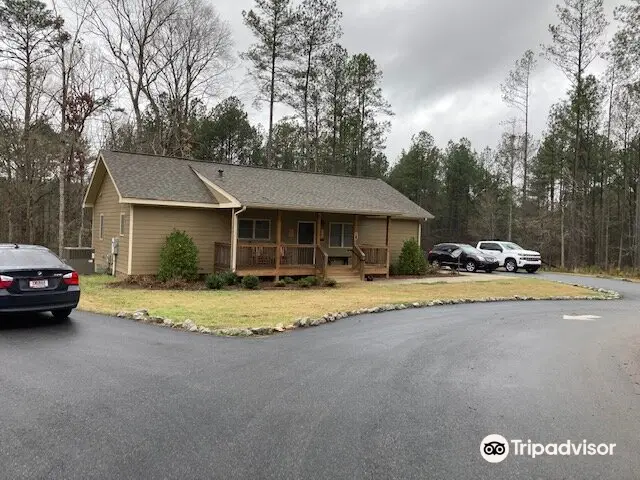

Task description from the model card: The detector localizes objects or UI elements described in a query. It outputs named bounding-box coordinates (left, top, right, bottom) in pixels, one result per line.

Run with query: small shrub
left=219, top=271, right=239, bottom=286
left=389, top=263, right=399, bottom=276
left=241, top=275, right=260, bottom=290
left=158, top=230, right=199, bottom=282
left=303, top=276, right=320, bottom=286
left=322, top=278, right=337, bottom=288
left=205, top=274, right=225, bottom=290
left=274, top=280, right=286, bottom=288
left=397, top=238, right=427, bottom=276
left=282, top=277, right=295, bottom=284
left=424, top=262, right=439, bottom=275
left=297, top=277, right=313, bottom=288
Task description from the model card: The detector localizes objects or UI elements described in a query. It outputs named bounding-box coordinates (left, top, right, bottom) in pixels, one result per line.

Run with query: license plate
left=29, top=279, right=48, bottom=289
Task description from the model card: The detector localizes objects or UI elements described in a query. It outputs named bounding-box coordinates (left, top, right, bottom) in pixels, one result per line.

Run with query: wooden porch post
left=386, top=216, right=391, bottom=278
left=316, top=212, right=325, bottom=279
left=354, top=214, right=364, bottom=280
left=353, top=214, right=358, bottom=246
left=275, top=209, right=282, bottom=280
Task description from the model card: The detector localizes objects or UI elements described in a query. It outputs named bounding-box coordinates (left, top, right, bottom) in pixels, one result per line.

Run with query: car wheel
left=51, top=308, right=72, bottom=320
left=431, top=259, right=441, bottom=269
left=465, top=260, right=477, bottom=273
left=504, top=258, right=518, bottom=273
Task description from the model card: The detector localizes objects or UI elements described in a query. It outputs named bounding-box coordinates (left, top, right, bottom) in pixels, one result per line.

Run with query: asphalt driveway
left=1, top=274, right=640, bottom=479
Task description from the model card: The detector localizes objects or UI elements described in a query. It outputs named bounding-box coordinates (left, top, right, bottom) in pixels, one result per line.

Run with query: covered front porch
left=213, top=208, right=391, bottom=280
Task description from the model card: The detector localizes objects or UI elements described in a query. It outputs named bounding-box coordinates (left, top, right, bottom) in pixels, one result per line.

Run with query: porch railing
left=214, top=242, right=231, bottom=272
left=315, top=245, right=329, bottom=279
left=237, top=243, right=277, bottom=268
left=361, top=246, right=389, bottom=266
left=352, top=244, right=366, bottom=280
left=280, top=245, right=315, bottom=266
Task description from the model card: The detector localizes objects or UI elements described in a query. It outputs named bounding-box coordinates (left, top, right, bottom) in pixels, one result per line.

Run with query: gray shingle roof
left=100, top=151, right=433, bottom=219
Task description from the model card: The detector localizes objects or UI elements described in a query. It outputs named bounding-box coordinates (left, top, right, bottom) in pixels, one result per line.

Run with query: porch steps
left=325, top=265, right=362, bottom=283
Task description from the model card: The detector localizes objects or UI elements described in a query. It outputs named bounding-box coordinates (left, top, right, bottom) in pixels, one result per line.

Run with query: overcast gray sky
left=215, top=0, right=619, bottom=165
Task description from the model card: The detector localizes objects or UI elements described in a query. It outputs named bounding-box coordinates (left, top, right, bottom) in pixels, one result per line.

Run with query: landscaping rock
left=310, top=318, right=321, bottom=327
left=275, top=323, right=285, bottom=332
left=251, top=326, right=275, bottom=335
left=198, top=326, right=212, bottom=334
left=132, top=309, right=149, bottom=320
left=295, top=317, right=310, bottom=327
left=183, top=319, right=197, bottom=331
left=117, top=311, right=128, bottom=318
left=162, top=318, right=173, bottom=327
left=188, top=325, right=198, bottom=332
left=285, top=324, right=296, bottom=330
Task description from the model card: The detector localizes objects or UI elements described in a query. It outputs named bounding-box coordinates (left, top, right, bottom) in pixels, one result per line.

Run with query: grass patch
left=79, top=274, right=602, bottom=329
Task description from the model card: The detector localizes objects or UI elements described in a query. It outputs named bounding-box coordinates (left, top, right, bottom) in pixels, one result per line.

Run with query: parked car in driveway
left=476, top=240, right=542, bottom=273
left=0, top=244, right=80, bottom=319
left=427, top=243, right=500, bottom=273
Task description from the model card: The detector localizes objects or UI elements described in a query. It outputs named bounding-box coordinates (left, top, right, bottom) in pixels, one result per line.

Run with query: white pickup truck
left=476, top=241, right=542, bottom=273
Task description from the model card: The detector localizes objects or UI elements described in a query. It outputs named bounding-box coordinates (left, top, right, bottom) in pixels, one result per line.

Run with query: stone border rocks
left=114, top=280, right=620, bottom=338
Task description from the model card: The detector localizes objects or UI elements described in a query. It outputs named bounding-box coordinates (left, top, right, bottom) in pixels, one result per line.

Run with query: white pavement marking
left=563, top=314, right=601, bottom=321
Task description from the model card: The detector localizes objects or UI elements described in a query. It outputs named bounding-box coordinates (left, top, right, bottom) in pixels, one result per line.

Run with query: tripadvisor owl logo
left=481, top=434, right=509, bottom=463
left=480, top=434, right=617, bottom=463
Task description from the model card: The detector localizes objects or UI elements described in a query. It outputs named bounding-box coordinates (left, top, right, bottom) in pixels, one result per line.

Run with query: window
left=120, top=213, right=126, bottom=236
left=0, top=248, right=65, bottom=268
left=329, top=223, right=353, bottom=248
left=99, top=214, right=104, bottom=240
left=479, top=242, right=502, bottom=252
left=238, top=219, right=271, bottom=240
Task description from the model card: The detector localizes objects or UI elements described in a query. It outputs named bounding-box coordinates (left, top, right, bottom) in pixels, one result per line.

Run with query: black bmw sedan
left=0, top=244, right=80, bottom=319
left=427, top=243, right=500, bottom=273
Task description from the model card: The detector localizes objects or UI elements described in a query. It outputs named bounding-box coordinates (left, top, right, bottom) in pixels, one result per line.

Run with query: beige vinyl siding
left=92, top=173, right=129, bottom=274
left=358, top=216, right=387, bottom=246
left=389, top=219, right=420, bottom=264
left=131, top=206, right=231, bottom=275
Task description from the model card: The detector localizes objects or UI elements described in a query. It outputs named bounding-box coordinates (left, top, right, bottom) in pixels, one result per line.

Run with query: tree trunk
left=58, top=162, right=65, bottom=256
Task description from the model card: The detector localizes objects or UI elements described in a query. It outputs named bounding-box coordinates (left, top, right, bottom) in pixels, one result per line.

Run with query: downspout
left=231, top=206, right=246, bottom=272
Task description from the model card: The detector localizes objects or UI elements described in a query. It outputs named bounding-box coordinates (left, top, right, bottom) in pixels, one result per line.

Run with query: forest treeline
left=0, top=0, right=639, bottom=269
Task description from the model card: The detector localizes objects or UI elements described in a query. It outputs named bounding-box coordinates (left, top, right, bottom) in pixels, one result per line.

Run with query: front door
left=298, top=222, right=315, bottom=245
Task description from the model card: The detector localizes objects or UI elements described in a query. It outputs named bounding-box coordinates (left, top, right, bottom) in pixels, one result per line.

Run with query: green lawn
left=78, top=274, right=602, bottom=329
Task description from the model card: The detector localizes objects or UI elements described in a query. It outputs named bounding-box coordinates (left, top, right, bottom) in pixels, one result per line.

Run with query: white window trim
left=238, top=218, right=271, bottom=241
left=297, top=221, right=316, bottom=245
left=119, top=212, right=126, bottom=236
left=99, top=214, right=104, bottom=240
left=329, top=222, right=353, bottom=248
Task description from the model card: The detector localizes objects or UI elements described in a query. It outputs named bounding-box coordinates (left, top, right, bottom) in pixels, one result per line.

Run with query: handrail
left=316, top=244, right=329, bottom=279
left=353, top=243, right=365, bottom=280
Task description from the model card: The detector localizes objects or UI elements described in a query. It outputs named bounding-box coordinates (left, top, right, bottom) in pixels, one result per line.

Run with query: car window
left=481, top=242, right=501, bottom=251
left=0, top=248, right=66, bottom=268
left=502, top=242, right=523, bottom=250
left=460, top=245, right=481, bottom=254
